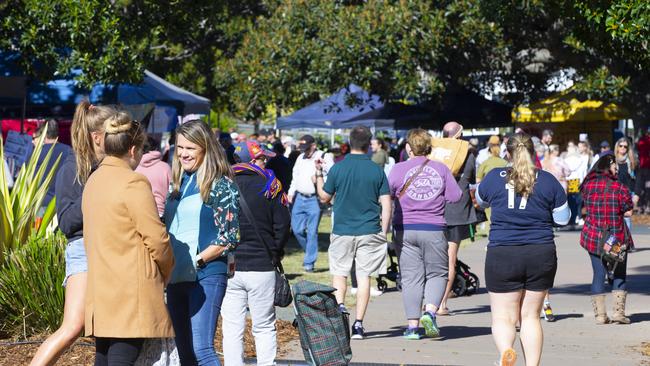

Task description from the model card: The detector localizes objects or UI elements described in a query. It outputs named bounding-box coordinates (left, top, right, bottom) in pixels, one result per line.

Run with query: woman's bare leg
left=489, top=291, right=522, bottom=360
left=29, top=273, right=86, bottom=366
left=519, top=290, right=547, bottom=366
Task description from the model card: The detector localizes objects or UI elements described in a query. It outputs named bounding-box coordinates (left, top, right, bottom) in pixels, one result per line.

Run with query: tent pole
left=330, top=129, right=334, bottom=147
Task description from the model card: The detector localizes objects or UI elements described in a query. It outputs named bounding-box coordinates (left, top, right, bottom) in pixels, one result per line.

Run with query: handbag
left=238, top=195, right=293, bottom=307
left=598, top=227, right=628, bottom=268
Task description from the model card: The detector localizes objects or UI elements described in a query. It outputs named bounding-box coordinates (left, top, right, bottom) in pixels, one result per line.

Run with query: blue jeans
left=167, top=274, right=228, bottom=366
left=291, top=194, right=320, bottom=267
left=567, top=193, right=582, bottom=226
left=589, top=252, right=626, bottom=294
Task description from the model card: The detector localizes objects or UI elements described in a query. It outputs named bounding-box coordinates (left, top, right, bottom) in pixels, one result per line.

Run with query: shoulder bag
left=238, top=195, right=293, bottom=307
left=397, top=158, right=430, bottom=200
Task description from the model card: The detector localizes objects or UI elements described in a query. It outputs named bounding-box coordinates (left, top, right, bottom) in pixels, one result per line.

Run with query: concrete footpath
left=278, top=226, right=650, bottom=366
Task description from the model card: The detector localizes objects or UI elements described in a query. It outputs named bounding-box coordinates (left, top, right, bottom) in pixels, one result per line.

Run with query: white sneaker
left=349, top=287, right=383, bottom=296
left=370, top=288, right=383, bottom=297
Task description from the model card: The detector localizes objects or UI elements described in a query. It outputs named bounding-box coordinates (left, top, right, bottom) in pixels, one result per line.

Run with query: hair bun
left=104, top=116, right=133, bottom=134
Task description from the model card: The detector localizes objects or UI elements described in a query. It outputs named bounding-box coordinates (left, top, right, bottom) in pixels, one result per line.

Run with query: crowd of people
left=5, top=99, right=639, bottom=366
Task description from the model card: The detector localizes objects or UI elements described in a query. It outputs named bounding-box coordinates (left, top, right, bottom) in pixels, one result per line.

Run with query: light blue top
left=165, top=173, right=226, bottom=283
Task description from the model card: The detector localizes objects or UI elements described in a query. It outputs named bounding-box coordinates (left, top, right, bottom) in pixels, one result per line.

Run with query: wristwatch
left=195, top=255, right=206, bottom=269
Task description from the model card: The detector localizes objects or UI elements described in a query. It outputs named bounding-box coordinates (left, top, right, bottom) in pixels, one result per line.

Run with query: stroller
left=377, top=247, right=401, bottom=292
left=376, top=250, right=480, bottom=297
left=452, top=259, right=480, bottom=297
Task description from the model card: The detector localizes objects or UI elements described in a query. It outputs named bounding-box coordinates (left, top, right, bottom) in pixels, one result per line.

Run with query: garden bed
left=0, top=319, right=299, bottom=365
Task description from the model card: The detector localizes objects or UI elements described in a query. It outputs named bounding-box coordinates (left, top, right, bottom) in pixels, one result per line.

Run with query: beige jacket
left=82, top=156, right=175, bottom=338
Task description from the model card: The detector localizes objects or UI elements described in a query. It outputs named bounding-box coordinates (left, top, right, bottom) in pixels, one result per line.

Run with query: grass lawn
left=281, top=213, right=362, bottom=306
left=281, top=211, right=480, bottom=304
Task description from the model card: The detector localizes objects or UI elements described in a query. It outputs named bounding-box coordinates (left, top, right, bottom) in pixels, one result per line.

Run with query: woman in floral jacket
left=580, top=153, right=634, bottom=325
left=164, top=120, right=240, bottom=365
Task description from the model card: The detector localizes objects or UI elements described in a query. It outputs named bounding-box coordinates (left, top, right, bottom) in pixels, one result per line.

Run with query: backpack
left=293, top=280, right=352, bottom=366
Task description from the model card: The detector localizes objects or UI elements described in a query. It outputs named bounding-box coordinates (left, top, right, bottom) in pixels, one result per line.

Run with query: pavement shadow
left=630, top=312, right=650, bottom=323
left=552, top=273, right=650, bottom=295
left=439, top=325, right=492, bottom=340
left=449, top=305, right=491, bottom=315
left=364, top=326, right=405, bottom=339
left=552, top=313, right=584, bottom=321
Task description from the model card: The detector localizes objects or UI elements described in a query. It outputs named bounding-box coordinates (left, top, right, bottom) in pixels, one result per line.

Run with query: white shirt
left=288, top=150, right=334, bottom=196
left=565, top=153, right=589, bottom=182
left=476, top=147, right=490, bottom=169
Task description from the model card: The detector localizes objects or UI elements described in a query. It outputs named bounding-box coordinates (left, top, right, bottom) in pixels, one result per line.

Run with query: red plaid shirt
left=579, top=172, right=634, bottom=254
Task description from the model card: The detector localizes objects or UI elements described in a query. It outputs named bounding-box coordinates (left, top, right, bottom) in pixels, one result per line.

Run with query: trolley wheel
left=452, top=273, right=467, bottom=297
left=377, top=279, right=388, bottom=292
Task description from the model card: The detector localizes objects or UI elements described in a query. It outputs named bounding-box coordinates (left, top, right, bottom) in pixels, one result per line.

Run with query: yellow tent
left=512, top=90, right=630, bottom=123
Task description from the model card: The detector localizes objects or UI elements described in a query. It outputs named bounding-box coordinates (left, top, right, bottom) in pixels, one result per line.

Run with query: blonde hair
left=71, top=100, right=117, bottom=184
left=615, top=137, right=636, bottom=170
left=489, top=144, right=500, bottom=157
left=103, top=111, right=145, bottom=157
left=406, top=128, right=432, bottom=156
left=171, top=120, right=233, bottom=202
left=506, top=133, right=536, bottom=197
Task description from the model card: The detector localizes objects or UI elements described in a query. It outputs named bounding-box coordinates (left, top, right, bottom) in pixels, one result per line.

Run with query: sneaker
left=370, top=288, right=383, bottom=297
left=351, top=323, right=365, bottom=340
left=403, top=328, right=421, bottom=340
left=419, top=312, right=440, bottom=338
left=543, top=303, right=555, bottom=322
left=350, top=287, right=383, bottom=296
left=499, top=348, right=517, bottom=366
left=303, top=265, right=314, bottom=273
left=338, top=303, right=349, bottom=314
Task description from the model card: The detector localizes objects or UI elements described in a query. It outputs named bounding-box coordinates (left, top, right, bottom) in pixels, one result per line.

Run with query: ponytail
left=70, top=100, right=117, bottom=184
left=506, top=133, right=536, bottom=197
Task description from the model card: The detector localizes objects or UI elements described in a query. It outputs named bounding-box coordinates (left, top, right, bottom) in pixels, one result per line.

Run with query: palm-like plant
left=0, top=129, right=60, bottom=263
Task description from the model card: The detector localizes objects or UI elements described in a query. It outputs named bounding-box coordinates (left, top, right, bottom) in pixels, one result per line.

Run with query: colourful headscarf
left=233, top=162, right=289, bottom=206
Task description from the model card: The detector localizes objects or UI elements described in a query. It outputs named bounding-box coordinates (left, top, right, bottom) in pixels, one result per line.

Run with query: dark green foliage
left=0, top=232, right=66, bottom=336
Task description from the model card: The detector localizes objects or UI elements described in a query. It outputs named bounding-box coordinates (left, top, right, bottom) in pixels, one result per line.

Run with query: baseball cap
left=298, top=134, right=316, bottom=150
left=600, top=140, right=610, bottom=148
left=234, top=140, right=276, bottom=162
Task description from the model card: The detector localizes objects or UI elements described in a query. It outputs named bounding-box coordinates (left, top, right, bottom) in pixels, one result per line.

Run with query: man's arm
left=315, top=159, right=333, bottom=204
left=315, top=173, right=332, bottom=204
left=379, top=194, right=392, bottom=235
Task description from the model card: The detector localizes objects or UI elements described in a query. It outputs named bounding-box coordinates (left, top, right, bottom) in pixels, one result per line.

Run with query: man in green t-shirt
left=315, top=126, right=391, bottom=340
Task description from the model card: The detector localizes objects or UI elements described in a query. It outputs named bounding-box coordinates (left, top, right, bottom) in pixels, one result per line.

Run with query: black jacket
left=55, top=154, right=83, bottom=243
left=234, top=168, right=291, bottom=271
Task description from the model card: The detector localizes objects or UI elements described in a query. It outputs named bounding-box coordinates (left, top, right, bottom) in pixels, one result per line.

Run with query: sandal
left=437, top=307, right=450, bottom=316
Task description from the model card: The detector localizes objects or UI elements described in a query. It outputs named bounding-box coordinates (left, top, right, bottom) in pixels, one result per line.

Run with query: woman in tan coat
left=82, top=112, right=175, bottom=365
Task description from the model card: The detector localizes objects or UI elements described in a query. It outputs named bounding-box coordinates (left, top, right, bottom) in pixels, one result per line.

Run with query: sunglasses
left=618, top=144, right=628, bottom=149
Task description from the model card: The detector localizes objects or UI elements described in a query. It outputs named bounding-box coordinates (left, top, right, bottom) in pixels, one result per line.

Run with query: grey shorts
left=63, top=238, right=87, bottom=287
left=329, top=233, right=387, bottom=277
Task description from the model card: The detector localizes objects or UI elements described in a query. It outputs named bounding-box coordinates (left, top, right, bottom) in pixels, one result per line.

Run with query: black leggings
left=95, top=337, right=144, bottom=366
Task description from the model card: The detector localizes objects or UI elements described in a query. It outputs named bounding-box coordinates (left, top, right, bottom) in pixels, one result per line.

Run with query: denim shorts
left=63, top=238, right=88, bottom=287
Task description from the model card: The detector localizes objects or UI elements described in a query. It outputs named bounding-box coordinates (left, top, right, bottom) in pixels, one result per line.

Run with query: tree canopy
left=2, top=0, right=649, bottom=123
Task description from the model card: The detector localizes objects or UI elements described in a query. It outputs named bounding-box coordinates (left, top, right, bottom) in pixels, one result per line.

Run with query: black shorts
left=485, top=244, right=557, bottom=293
left=446, top=224, right=470, bottom=243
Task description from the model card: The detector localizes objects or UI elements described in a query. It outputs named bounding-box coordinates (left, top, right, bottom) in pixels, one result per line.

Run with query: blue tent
left=276, top=84, right=384, bottom=129
left=1, top=52, right=210, bottom=115
left=90, top=70, right=210, bottom=115
left=276, top=84, right=435, bottom=130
